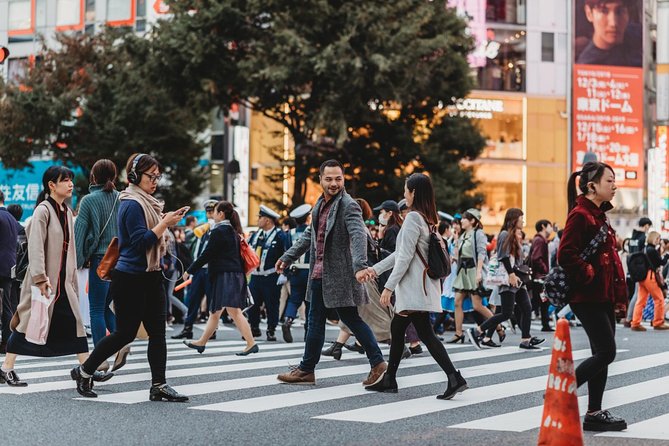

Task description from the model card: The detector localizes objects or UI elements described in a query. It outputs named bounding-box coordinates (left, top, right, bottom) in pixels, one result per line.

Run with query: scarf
left=119, top=183, right=167, bottom=272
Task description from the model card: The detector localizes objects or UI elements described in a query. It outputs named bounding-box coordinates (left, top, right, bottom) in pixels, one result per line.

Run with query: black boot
left=282, top=318, right=294, bottom=343
left=266, top=330, right=277, bottom=342
left=322, top=342, right=344, bottom=360
left=364, top=372, right=398, bottom=393
left=70, top=367, right=97, bottom=398
left=149, top=384, right=189, bottom=402
left=171, top=325, right=193, bottom=340
left=437, top=370, right=468, bottom=400
left=0, top=369, right=27, bottom=387
left=251, top=327, right=262, bottom=338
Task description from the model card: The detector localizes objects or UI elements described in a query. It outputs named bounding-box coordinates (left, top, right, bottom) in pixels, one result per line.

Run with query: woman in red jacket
left=558, top=161, right=627, bottom=432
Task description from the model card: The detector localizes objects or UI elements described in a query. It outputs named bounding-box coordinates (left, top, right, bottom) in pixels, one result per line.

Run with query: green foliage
left=0, top=30, right=209, bottom=209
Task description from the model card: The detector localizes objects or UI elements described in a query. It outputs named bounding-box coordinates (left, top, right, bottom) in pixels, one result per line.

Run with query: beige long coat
left=11, top=201, right=86, bottom=338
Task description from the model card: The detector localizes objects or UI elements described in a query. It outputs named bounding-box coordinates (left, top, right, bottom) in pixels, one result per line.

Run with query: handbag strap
left=579, top=222, right=609, bottom=262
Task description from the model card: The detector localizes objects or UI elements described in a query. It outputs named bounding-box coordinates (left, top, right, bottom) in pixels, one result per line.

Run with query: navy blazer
left=249, top=226, right=288, bottom=273
left=0, top=207, right=19, bottom=278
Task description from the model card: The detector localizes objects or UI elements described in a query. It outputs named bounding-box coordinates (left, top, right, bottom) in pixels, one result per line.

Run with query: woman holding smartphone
left=73, top=153, right=189, bottom=401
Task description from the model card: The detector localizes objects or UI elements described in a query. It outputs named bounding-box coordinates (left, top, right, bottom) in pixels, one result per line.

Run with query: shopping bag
left=483, top=255, right=509, bottom=289
left=25, top=286, right=54, bottom=345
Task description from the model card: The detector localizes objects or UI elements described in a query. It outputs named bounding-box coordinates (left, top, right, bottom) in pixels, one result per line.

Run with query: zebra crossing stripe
left=448, top=351, right=669, bottom=432
left=596, top=412, right=669, bottom=440
left=78, top=345, right=515, bottom=404
left=188, top=349, right=593, bottom=414
left=315, top=349, right=659, bottom=424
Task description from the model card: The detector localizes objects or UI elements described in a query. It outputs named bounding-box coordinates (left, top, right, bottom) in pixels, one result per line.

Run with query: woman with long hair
left=183, top=201, right=258, bottom=355
left=466, top=208, right=544, bottom=350
left=73, top=153, right=189, bottom=401
left=630, top=231, right=669, bottom=331
left=74, top=159, right=122, bottom=371
left=0, top=166, right=112, bottom=387
left=447, top=209, right=494, bottom=343
left=558, top=161, right=627, bottom=432
left=363, top=173, right=467, bottom=399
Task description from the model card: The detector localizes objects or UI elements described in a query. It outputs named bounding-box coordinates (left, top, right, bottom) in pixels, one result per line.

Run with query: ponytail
left=215, top=200, right=244, bottom=235
left=36, top=190, right=49, bottom=206
left=90, top=159, right=118, bottom=193
left=567, top=161, right=615, bottom=211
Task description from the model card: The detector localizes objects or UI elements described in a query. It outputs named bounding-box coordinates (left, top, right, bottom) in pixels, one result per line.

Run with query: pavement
left=1, top=319, right=669, bottom=446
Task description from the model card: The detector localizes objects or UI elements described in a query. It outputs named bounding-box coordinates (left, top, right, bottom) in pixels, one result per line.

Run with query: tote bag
left=25, top=286, right=55, bottom=345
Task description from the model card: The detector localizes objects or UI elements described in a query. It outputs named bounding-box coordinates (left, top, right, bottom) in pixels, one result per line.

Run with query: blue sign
left=0, top=160, right=81, bottom=222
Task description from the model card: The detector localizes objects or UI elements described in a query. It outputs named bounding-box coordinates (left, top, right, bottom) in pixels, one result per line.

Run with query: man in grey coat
left=276, top=160, right=387, bottom=385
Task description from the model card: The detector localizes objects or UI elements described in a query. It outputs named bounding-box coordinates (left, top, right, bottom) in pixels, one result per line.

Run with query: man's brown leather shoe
left=362, top=361, right=387, bottom=386
left=654, top=323, right=669, bottom=330
left=277, top=368, right=316, bottom=385
left=630, top=325, right=647, bottom=332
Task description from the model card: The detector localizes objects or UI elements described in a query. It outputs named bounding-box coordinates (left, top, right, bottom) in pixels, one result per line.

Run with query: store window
left=485, top=0, right=526, bottom=25
left=7, top=58, right=29, bottom=85
left=475, top=28, right=526, bottom=92
left=56, top=0, right=84, bottom=30
left=135, top=0, right=147, bottom=31
left=8, top=0, right=34, bottom=36
left=541, top=32, right=555, bottom=62
left=107, top=0, right=135, bottom=26
left=475, top=164, right=523, bottom=227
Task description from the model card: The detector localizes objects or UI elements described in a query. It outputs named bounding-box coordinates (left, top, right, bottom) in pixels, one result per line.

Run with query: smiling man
left=577, top=0, right=641, bottom=67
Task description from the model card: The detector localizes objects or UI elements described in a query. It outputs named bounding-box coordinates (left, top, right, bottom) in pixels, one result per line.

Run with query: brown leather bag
left=97, top=237, right=120, bottom=281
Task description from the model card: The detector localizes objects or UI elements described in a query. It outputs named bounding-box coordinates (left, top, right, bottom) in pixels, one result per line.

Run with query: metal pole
left=566, top=0, right=573, bottom=174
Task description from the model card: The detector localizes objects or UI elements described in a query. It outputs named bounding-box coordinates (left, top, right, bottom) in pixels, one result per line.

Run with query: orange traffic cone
left=537, top=318, right=583, bottom=446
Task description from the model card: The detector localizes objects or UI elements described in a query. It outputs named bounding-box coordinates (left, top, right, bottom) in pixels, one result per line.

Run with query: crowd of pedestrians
left=1, top=154, right=668, bottom=433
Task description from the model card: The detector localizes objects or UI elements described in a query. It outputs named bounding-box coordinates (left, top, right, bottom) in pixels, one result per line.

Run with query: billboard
left=571, top=0, right=644, bottom=188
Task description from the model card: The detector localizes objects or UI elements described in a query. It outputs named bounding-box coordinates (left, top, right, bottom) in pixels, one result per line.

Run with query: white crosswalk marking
left=188, top=349, right=592, bottom=414
left=596, top=413, right=669, bottom=440
left=449, top=351, right=669, bottom=432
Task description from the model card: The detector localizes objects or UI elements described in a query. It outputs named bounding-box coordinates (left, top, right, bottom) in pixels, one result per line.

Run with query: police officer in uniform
left=172, top=199, right=217, bottom=340
left=248, top=205, right=288, bottom=341
left=281, top=204, right=312, bottom=343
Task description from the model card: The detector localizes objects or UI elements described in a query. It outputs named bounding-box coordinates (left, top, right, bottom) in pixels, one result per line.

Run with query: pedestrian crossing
left=3, top=332, right=669, bottom=441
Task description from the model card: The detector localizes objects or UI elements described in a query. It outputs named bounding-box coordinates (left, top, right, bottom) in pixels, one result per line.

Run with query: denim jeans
left=248, top=273, right=281, bottom=331
left=184, top=268, right=210, bottom=327
left=285, top=270, right=310, bottom=335
left=299, top=279, right=384, bottom=373
left=88, top=255, right=116, bottom=346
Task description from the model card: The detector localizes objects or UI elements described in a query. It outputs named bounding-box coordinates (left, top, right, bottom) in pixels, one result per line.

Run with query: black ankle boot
left=364, top=372, right=398, bottom=393
left=322, top=342, right=344, bottom=360
left=437, top=370, right=468, bottom=400
left=149, top=384, right=189, bottom=402
left=171, top=326, right=193, bottom=340
left=343, top=342, right=365, bottom=354
left=266, top=330, right=277, bottom=341
left=0, top=369, right=27, bottom=387
left=70, top=367, right=97, bottom=398
left=282, top=318, right=294, bottom=343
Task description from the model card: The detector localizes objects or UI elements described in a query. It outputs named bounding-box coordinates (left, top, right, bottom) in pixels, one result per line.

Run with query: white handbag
left=483, top=255, right=509, bottom=288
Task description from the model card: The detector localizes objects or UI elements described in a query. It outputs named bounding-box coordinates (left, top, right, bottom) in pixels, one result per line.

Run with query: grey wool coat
left=280, top=190, right=368, bottom=308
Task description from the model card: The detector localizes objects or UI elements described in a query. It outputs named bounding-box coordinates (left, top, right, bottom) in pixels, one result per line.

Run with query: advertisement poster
left=571, top=0, right=644, bottom=188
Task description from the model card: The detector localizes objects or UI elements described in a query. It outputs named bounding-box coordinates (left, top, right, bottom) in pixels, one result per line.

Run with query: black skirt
left=209, top=272, right=247, bottom=312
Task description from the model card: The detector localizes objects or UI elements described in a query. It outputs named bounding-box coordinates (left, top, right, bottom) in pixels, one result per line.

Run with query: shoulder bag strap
left=91, top=193, right=120, bottom=254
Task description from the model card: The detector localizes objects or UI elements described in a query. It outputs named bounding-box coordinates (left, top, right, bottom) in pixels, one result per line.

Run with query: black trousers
left=0, top=276, right=18, bottom=345
left=480, top=288, right=532, bottom=339
left=83, top=270, right=167, bottom=384
left=387, top=312, right=456, bottom=377
left=570, top=302, right=616, bottom=412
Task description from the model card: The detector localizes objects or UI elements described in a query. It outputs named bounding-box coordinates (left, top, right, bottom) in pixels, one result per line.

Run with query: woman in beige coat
left=0, top=166, right=112, bottom=387
left=362, top=173, right=468, bottom=400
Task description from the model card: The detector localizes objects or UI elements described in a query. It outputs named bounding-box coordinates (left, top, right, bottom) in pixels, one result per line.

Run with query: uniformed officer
left=281, top=204, right=312, bottom=343
left=172, top=199, right=217, bottom=340
left=248, top=205, right=289, bottom=341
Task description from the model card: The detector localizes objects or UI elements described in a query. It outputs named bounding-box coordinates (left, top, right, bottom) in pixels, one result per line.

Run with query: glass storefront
left=475, top=28, right=526, bottom=92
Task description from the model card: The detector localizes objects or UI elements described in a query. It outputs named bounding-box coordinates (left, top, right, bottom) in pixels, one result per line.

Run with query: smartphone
left=178, top=206, right=190, bottom=216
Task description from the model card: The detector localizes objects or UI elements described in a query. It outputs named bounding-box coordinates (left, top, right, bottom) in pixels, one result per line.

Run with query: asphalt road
left=1, top=320, right=669, bottom=446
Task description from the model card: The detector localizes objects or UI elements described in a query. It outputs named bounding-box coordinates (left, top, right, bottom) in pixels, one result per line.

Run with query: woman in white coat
left=362, top=173, right=468, bottom=400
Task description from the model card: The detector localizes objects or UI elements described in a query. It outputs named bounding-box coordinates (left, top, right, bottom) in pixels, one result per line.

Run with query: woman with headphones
left=72, top=153, right=190, bottom=401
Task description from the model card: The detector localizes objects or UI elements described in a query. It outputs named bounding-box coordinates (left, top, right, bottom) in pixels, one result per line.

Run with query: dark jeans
left=184, top=268, right=210, bottom=327
left=88, top=255, right=115, bottom=346
left=285, top=270, right=310, bottom=335
left=0, top=276, right=17, bottom=345
left=387, top=312, right=456, bottom=377
left=83, top=270, right=167, bottom=385
left=570, top=302, right=616, bottom=412
left=248, top=273, right=281, bottom=332
left=299, top=279, right=384, bottom=373
left=480, top=288, right=532, bottom=339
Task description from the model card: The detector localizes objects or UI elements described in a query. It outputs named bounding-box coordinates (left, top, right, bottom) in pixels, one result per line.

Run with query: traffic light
left=0, top=46, right=9, bottom=65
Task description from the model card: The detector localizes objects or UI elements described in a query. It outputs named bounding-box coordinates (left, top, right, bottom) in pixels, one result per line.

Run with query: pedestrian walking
left=73, top=153, right=189, bottom=401
left=281, top=204, right=312, bottom=343
left=629, top=231, right=669, bottom=331
left=0, top=190, right=20, bottom=354
left=248, top=205, right=288, bottom=341
left=529, top=219, right=555, bottom=332
left=73, top=159, right=121, bottom=371
left=275, top=159, right=387, bottom=386
left=183, top=201, right=258, bottom=356
left=1, top=166, right=112, bottom=387
left=363, top=173, right=467, bottom=399
left=558, top=161, right=628, bottom=432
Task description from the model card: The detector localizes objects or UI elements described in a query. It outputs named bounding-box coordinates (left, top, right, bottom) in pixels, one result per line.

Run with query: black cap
left=373, top=200, right=400, bottom=213
left=639, top=217, right=652, bottom=227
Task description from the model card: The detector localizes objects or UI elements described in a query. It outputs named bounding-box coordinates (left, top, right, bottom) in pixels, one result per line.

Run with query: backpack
left=627, top=251, right=651, bottom=283
left=416, top=214, right=452, bottom=280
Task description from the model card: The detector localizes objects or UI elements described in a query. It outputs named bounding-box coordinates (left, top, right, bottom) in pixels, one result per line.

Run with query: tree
left=154, top=0, right=482, bottom=208
left=0, top=30, right=209, bottom=209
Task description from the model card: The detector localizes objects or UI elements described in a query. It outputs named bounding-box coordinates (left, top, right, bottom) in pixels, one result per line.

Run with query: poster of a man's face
left=574, top=0, right=642, bottom=67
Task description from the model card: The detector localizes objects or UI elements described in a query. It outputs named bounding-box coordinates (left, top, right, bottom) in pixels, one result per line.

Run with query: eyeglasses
left=143, top=172, right=162, bottom=183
